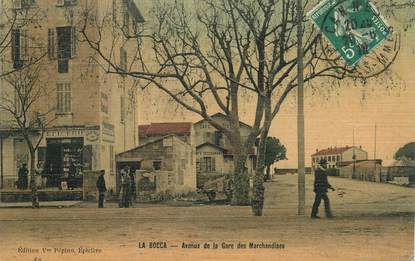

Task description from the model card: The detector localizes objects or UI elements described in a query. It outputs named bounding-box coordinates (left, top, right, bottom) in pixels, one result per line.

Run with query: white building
left=311, top=146, right=368, bottom=169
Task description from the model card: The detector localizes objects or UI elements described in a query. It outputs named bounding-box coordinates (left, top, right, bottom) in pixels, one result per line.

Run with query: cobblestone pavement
left=0, top=175, right=413, bottom=261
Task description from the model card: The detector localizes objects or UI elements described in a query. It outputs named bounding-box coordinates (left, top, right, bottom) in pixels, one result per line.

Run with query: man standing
left=18, top=163, right=29, bottom=190
left=96, top=170, right=107, bottom=208
left=311, top=159, right=335, bottom=219
left=119, top=166, right=130, bottom=208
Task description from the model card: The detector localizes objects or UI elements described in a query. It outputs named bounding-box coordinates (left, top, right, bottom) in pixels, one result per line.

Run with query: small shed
left=385, top=159, right=415, bottom=185
left=339, top=160, right=382, bottom=182
left=116, top=135, right=196, bottom=194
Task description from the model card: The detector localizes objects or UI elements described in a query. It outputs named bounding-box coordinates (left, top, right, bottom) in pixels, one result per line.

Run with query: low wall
left=1, top=190, right=82, bottom=202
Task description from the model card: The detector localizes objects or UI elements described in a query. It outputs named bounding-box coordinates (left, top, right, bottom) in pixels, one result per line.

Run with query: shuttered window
left=48, top=29, right=56, bottom=59
left=57, top=82, right=71, bottom=113
left=11, top=29, right=27, bottom=68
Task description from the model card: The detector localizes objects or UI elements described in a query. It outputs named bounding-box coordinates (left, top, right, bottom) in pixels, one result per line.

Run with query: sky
left=135, top=1, right=415, bottom=168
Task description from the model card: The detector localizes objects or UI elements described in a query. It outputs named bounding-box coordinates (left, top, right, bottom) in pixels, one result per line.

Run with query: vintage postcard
left=0, top=0, right=413, bottom=260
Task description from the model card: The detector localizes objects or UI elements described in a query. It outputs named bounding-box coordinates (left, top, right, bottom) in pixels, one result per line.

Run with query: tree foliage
left=394, top=142, right=415, bottom=160
left=265, top=137, right=287, bottom=167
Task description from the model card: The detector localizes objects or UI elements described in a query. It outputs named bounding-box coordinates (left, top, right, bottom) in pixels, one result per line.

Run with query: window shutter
left=212, top=157, right=215, bottom=172
left=48, top=28, right=56, bottom=59
left=20, top=29, right=27, bottom=60
left=13, top=0, right=21, bottom=9
left=112, top=0, right=117, bottom=23
left=11, top=30, right=17, bottom=62
left=71, top=27, right=77, bottom=57
left=56, top=0, right=64, bottom=6
left=119, top=47, right=126, bottom=71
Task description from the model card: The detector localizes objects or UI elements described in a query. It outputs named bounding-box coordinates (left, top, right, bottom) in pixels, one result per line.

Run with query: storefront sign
left=46, top=129, right=85, bottom=138
left=197, top=151, right=222, bottom=156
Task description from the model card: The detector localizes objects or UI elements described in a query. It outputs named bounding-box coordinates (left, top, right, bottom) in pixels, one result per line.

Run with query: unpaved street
left=0, top=175, right=413, bottom=261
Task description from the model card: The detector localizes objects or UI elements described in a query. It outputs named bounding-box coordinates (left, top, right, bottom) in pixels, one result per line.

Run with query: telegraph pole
left=352, top=128, right=356, bottom=179
left=296, top=0, right=305, bottom=216
left=374, top=124, right=377, bottom=181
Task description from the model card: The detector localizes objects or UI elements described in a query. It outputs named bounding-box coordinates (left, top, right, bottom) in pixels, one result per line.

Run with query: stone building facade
left=116, top=135, right=197, bottom=194
left=311, top=146, right=368, bottom=170
left=0, top=0, right=144, bottom=191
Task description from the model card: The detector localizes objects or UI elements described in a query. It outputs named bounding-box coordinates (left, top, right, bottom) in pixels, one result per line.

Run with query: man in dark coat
left=18, top=163, right=29, bottom=190
left=311, top=159, right=335, bottom=218
left=96, top=170, right=107, bottom=208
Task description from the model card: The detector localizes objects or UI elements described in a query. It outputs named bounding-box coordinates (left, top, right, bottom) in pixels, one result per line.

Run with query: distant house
left=311, top=146, right=368, bottom=170
left=116, top=135, right=196, bottom=194
left=194, top=113, right=256, bottom=188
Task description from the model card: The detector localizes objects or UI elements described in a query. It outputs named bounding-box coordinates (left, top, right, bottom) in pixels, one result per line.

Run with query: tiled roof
left=138, top=124, right=150, bottom=137
left=312, top=146, right=352, bottom=156
left=139, top=122, right=192, bottom=137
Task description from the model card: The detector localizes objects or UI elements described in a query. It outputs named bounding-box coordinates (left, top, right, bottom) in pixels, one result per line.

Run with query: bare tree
left=0, top=65, right=53, bottom=208
left=79, top=0, right=399, bottom=209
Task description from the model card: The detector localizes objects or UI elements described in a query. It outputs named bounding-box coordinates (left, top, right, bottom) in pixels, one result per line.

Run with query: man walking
left=96, top=170, right=107, bottom=208
left=311, top=159, right=335, bottom=219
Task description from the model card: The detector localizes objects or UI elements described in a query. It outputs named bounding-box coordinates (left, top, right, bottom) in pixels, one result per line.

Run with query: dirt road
left=0, top=175, right=413, bottom=261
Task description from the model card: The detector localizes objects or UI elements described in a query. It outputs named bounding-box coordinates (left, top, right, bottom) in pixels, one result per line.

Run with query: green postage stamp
left=308, top=0, right=392, bottom=66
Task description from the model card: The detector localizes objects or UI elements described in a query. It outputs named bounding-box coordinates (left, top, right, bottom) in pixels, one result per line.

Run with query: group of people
left=95, top=166, right=137, bottom=208
left=96, top=160, right=335, bottom=217
left=119, top=166, right=137, bottom=208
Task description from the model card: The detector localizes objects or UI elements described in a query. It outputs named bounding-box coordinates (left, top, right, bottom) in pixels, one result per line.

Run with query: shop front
left=42, top=137, right=84, bottom=188
left=37, top=126, right=100, bottom=190
left=0, top=126, right=104, bottom=201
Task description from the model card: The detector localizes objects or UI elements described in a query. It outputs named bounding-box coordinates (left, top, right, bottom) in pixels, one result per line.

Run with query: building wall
left=196, top=145, right=225, bottom=176
left=312, top=147, right=369, bottom=170
left=342, top=147, right=368, bottom=162
left=194, top=117, right=251, bottom=149
left=0, top=0, right=140, bottom=191
left=172, top=137, right=196, bottom=190
left=194, top=116, right=255, bottom=179
left=339, top=161, right=381, bottom=182
left=116, top=136, right=196, bottom=193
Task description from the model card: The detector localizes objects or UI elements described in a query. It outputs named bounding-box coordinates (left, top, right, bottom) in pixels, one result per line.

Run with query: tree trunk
left=28, top=146, right=39, bottom=208
left=251, top=131, right=267, bottom=216
left=266, top=165, right=271, bottom=181
left=251, top=97, right=271, bottom=216
left=231, top=153, right=250, bottom=205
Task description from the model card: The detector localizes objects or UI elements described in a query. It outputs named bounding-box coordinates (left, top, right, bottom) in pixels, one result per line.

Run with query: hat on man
left=319, top=158, right=328, bottom=166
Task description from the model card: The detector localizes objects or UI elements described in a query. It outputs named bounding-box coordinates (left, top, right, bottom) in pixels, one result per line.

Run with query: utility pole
left=352, top=128, right=356, bottom=179
left=374, top=124, right=377, bottom=159
left=374, top=124, right=377, bottom=181
left=296, top=0, right=305, bottom=216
